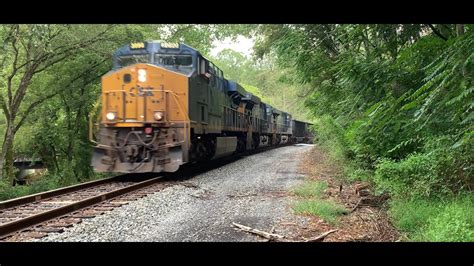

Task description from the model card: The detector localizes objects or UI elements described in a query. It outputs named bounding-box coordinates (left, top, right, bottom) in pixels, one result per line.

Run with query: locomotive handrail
left=103, top=89, right=186, bottom=95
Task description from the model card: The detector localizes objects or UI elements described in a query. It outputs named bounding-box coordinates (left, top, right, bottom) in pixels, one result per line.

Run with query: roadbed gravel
left=37, top=144, right=314, bottom=242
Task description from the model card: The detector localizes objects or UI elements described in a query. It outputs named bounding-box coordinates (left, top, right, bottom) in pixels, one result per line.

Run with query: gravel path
left=37, top=144, right=314, bottom=242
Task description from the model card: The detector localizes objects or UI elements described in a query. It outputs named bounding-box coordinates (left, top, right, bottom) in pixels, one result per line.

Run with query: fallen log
left=232, top=222, right=285, bottom=240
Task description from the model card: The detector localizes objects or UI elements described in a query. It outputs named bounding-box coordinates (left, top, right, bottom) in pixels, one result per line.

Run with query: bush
left=374, top=153, right=440, bottom=198
left=0, top=172, right=105, bottom=201
left=313, top=116, right=348, bottom=158
left=373, top=141, right=469, bottom=199
left=0, top=181, right=30, bottom=201
left=29, top=176, right=60, bottom=194
left=347, top=167, right=373, bottom=183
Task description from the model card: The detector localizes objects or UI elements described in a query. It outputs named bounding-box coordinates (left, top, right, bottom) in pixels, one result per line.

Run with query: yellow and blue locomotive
left=91, top=41, right=310, bottom=173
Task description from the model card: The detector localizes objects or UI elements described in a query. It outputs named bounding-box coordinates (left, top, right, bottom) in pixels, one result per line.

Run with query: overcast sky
left=211, top=36, right=255, bottom=58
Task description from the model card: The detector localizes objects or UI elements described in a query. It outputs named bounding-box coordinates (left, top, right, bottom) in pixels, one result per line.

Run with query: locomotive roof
left=293, top=119, right=313, bottom=125
left=114, top=41, right=201, bottom=57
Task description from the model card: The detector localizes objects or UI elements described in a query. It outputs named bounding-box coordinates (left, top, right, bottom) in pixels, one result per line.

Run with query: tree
left=0, top=24, right=112, bottom=182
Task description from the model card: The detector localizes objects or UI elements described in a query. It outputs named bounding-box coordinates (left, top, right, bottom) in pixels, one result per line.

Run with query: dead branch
left=303, top=229, right=338, bottom=242
left=232, top=222, right=338, bottom=242
left=350, top=198, right=362, bottom=213
left=232, top=222, right=285, bottom=240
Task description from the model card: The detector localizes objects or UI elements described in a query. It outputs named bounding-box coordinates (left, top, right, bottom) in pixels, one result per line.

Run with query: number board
left=130, top=42, right=146, bottom=49
left=161, top=42, right=180, bottom=49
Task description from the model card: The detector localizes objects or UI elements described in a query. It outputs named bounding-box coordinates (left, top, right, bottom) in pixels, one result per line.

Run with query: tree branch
left=0, top=97, right=10, bottom=120
left=14, top=91, right=59, bottom=133
left=7, top=25, right=20, bottom=108
left=427, top=24, right=448, bottom=41
left=13, top=58, right=109, bottom=133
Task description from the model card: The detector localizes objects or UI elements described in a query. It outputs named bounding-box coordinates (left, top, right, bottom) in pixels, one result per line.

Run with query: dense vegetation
left=0, top=24, right=472, bottom=241
left=254, top=24, right=473, bottom=241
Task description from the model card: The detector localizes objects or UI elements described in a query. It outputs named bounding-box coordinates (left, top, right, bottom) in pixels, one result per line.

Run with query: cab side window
left=198, top=56, right=209, bottom=77
left=209, top=63, right=216, bottom=87
left=214, top=67, right=221, bottom=91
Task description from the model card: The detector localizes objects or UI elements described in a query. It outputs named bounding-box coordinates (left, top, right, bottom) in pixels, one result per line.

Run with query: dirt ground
left=290, top=145, right=400, bottom=242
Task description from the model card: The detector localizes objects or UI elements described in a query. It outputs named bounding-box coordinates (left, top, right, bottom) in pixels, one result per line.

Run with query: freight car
left=292, top=120, right=314, bottom=144
left=91, top=41, right=313, bottom=173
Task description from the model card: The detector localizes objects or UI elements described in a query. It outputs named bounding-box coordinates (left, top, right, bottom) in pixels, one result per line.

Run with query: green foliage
left=0, top=181, right=30, bottom=201
left=210, top=49, right=312, bottom=121
left=374, top=136, right=472, bottom=199
left=312, top=115, right=350, bottom=167
left=157, top=25, right=256, bottom=55
left=292, top=180, right=328, bottom=198
left=419, top=196, right=473, bottom=242
left=256, top=24, right=474, bottom=241
left=0, top=170, right=113, bottom=201
left=0, top=173, right=57, bottom=201
left=389, top=195, right=473, bottom=241
left=389, top=198, right=444, bottom=235
left=291, top=178, right=347, bottom=224
left=293, top=199, right=347, bottom=224
left=347, top=168, right=373, bottom=183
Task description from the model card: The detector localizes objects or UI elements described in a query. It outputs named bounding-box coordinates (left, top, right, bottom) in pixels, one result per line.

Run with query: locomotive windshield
left=117, top=54, right=150, bottom=67
left=155, top=54, right=192, bottom=66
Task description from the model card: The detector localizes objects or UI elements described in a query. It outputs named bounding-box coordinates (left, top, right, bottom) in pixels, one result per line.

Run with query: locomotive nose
left=94, top=62, right=189, bottom=173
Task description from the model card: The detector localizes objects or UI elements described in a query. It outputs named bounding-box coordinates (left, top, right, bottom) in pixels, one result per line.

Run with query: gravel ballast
left=37, top=144, right=314, bottom=242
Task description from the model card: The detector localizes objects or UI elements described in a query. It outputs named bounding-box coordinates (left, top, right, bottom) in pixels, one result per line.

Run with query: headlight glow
left=137, top=69, right=147, bottom=82
left=153, top=111, right=164, bottom=121
left=106, top=112, right=116, bottom=121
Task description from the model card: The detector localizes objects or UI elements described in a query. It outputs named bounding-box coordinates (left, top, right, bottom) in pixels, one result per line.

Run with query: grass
left=293, top=199, right=348, bottom=224
left=292, top=180, right=328, bottom=198
left=389, top=194, right=474, bottom=242
left=291, top=179, right=347, bottom=225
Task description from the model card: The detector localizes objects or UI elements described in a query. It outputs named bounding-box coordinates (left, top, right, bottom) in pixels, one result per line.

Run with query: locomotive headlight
left=106, top=112, right=116, bottom=121
left=153, top=111, right=164, bottom=121
left=137, top=69, right=147, bottom=82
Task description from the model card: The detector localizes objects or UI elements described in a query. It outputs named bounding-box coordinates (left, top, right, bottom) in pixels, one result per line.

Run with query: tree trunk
left=0, top=121, right=16, bottom=182
left=456, top=24, right=465, bottom=36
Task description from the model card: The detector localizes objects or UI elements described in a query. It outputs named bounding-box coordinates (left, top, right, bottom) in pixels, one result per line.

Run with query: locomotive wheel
left=237, top=137, right=246, bottom=152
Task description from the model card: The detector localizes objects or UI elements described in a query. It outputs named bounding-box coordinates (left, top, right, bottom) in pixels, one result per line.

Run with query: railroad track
left=0, top=175, right=174, bottom=241
left=0, top=143, right=295, bottom=242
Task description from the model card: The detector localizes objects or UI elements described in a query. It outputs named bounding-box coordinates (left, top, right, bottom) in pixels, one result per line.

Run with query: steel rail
left=0, top=176, right=126, bottom=210
left=0, top=176, right=162, bottom=238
